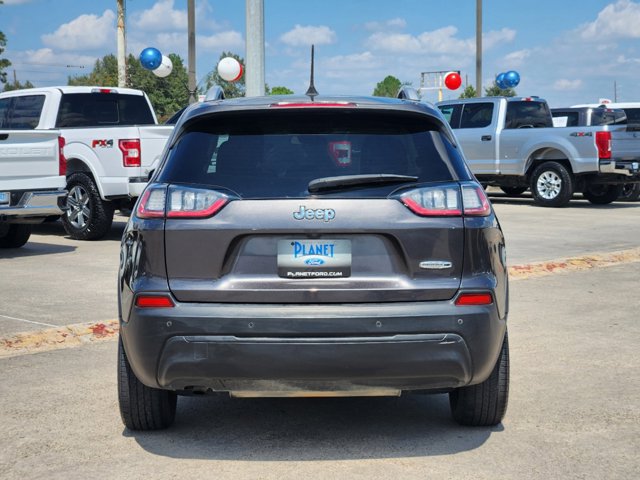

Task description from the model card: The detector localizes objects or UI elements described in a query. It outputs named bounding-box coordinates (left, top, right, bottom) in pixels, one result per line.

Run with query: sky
left=1, top=0, right=640, bottom=107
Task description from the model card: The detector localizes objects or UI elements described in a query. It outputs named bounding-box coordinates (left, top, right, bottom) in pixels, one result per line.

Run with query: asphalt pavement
left=0, top=195, right=639, bottom=478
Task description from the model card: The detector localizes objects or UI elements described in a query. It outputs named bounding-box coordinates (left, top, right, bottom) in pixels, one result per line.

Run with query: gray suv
left=117, top=95, right=509, bottom=430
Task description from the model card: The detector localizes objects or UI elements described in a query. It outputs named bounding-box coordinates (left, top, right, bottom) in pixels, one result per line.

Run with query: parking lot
left=1, top=193, right=639, bottom=479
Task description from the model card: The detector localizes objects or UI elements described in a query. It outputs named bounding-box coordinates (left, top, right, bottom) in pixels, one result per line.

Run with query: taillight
left=595, top=131, right=612, bottom=159
left=399, top=183, right=491, bottom=217
left=119, top=139, right=141, bottom=167
left=58, top=136, right=66, bottom=176
left=455, top=292, right=493, bottom=306
left=136, top=185, right=229, bottom=219
left=135, top=294, right=175, bottom=308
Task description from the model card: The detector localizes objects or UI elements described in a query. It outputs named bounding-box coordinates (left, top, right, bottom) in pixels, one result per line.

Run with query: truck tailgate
left=138, top=125, right=173, bottom=169
left=611, top=128, right=640, bottom=161
left=0, top=130, right=65, bottom=190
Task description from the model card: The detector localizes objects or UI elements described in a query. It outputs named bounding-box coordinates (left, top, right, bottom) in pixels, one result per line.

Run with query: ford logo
left=304, top=257, right=325, bottom=266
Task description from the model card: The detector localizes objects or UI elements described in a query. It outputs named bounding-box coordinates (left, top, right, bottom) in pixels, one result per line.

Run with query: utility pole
left=187, top=0, right=197, bottom=103
left=614, top=80, right=618, bottom=103
left=475, top=0, right=482, bottom=97
left=117, top=0, right=127, bottom=87
left=245, top=0, right=265, bottom=97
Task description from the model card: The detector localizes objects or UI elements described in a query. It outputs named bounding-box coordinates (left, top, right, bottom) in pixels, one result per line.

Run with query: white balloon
left=217, top=57, right=243, bottom=82
left=153, top=55, right=173, bottom=78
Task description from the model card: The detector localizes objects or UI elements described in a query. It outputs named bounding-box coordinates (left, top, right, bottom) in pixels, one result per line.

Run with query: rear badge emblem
left=293, top=206, right=335, bottom=222
left=304, top=257, right=326, bottom=266
left=419, top=260, right=453, bottom=270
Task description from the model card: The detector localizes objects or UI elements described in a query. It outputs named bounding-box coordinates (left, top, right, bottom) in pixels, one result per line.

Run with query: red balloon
left=444, top=71, right=462, bottom=90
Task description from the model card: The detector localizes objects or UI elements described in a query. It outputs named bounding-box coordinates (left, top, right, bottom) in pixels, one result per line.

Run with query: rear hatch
left=153, top=106, right=478, bottom=303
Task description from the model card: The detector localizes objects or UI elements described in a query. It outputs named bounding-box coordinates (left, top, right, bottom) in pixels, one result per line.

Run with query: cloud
left=553, top=79, right=583, bottom=91
left=504, top=49, right=531, bottom=67
left=131, top=0, right=187, bottom=32
left=41, top=10, right=115, bottom=51
left=3, top=0, right=34, bottom=5
left=578, top=0, right=640, bottom=40
left=366, top=26, right=515, bottom=55
left=280, top=25, right=336, bottom=47
left=364, top=18, right=407, bottom=31
left=198, top=31, right=244, bottom=51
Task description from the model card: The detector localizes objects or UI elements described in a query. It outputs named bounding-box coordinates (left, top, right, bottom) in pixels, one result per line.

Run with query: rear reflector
left=399, top=182, right=491, bottom=217
left=455, top=292, right=493, bottom=306
left=135, top=295, right=175, bottom=308
left=136, top=185, right=229, bottom=219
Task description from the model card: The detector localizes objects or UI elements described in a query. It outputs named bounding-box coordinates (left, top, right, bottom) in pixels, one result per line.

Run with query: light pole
left=187, top=0, right=197, bottom=103
left=117, top=0, right=126, bottom=87
left=245, top=0, right=265, bottom=97
left=476, top=0, right=482, bottom=97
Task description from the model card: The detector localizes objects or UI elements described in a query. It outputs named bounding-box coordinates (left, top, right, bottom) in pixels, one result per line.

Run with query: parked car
left=118, top=94, right=509, bottom=430
left=0, top=129, right=66, bottom=248
left=568, top=103, right=640, bottom=201
left=0, top=86, right=173, bottom=240
left=435, top=96, right=640, bottom=206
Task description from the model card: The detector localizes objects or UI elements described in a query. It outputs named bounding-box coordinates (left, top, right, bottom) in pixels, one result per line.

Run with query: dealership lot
left=1, top=194, right=639, bottom=478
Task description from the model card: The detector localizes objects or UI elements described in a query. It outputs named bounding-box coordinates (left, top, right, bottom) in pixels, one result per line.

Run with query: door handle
left=481, top=135, right=492, bottom=141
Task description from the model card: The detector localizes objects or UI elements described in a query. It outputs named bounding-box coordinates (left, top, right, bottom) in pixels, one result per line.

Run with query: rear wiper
left=308, top=174, right=418, bottom=193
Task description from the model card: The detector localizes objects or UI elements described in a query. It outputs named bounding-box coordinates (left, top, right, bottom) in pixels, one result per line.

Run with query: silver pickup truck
left=435, top=96, right=640, bottom=207
left=0, top=130, right=67, bottom=248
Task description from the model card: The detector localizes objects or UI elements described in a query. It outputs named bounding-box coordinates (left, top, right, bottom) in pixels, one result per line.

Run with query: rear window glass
left=621, top=108, right=640, bottom=125
left=505, top=101, right=553, bottom=129
left=55, top=93, right=155, bottom=127
left=157, top=110, right=461, bottom=198
left=590, top=109, right=626, bottom=126
left=8, top=95, right=45, bottom=129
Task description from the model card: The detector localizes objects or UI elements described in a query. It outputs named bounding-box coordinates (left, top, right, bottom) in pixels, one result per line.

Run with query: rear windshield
left=55, top=93, right=155, bottom=127
left=590, top=109, right=626, bottom=126
left=157, top=109, right=462, bottom=198
left=505, top=101, right=553, bottom=129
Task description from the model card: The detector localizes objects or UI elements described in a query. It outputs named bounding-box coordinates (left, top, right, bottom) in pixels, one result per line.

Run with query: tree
left=68, top=53, right=190, bottom=121
left=268, top=86, right=294, bottom=95
left=373, top=75, right=403, bottom=97
left=484, top=83, right=516, bottom=97
left=459, top=85, right=477, bottom=99
left=0, top=1, right=11, bottom=85
left=3, top=79, right=34, bottom=92
left=202, top=51, right=245, bottom=98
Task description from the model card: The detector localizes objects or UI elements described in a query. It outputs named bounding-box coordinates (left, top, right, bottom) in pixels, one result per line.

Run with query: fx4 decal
left=92, top=139, right=114, bottom=148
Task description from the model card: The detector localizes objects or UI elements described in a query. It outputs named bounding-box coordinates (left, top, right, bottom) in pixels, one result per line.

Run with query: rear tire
left=619, top=183, right=640, bottom=202
left=449, top=331, right=509, bottom=426
left=0, top=224, right=32, bottom=248
left=530, top=162, right=574, bottom=207
left=62, top=172, right=114, bottom=240
left=583, top=184, right=623, bottom=205
left=118, top=337, right=177, bottom=431
left=500, top=186, right=528, bottom=196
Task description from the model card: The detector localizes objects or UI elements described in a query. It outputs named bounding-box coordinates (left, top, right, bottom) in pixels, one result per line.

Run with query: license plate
left=277, top=239, right=351, bottom=278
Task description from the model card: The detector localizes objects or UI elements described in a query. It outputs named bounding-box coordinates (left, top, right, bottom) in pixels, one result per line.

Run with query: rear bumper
left=120, top=300, right=507, bottom=394
left=599, top=159, right=640, bottom=177
left=0, top=190, right=66, bottom=218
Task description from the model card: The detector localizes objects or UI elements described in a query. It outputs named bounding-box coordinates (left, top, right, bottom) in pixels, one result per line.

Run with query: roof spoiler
left=204, top=86, right=225, bottom=102
left=397, top=86, right=420, bottom=101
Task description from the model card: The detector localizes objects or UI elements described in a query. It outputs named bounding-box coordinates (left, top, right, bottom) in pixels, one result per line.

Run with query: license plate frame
left=277, top=239, right=351, bottom=279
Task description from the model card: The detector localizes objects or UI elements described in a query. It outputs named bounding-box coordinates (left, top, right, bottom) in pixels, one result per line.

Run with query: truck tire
left=619, top=183, right=640, bottom=202
left=500, top=186, right=528, bottom=196
left=0, top=224, right=32, bottom=248
left=583, top=184, right=623, bottom=205
left=530, top=162, right=574, bottom=207
left=62, top=172, right=115, bottom=240
left=449, top=331, right=509, bottom=426
left=118, top=337, right=177, bottom=431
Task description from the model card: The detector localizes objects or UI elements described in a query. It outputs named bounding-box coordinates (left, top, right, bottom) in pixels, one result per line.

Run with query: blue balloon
left=139, top=47, right=162, bottom=70
left=496, top=72, right=507, bottom=90
left=504, top=70, right=520, bottom=88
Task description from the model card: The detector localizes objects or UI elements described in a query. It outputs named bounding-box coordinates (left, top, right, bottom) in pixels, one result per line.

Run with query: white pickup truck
left=0, top=129, right=66, bottom=248
left=435, top=96, right=640, bottom=207
left=0, top=86, right=173, bottom=239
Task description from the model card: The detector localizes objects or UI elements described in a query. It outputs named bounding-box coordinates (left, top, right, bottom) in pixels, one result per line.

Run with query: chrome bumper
left=600, top=159, right=640, bottom=177
left=0, top=190, right=67, bottom=217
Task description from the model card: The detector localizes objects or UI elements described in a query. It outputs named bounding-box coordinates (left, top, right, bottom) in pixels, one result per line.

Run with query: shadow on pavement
left=0, top=241, right=77, bottom=258
left=127, top=394, right=498, bottom=460
left=31, top=219, right=128, bottom=241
